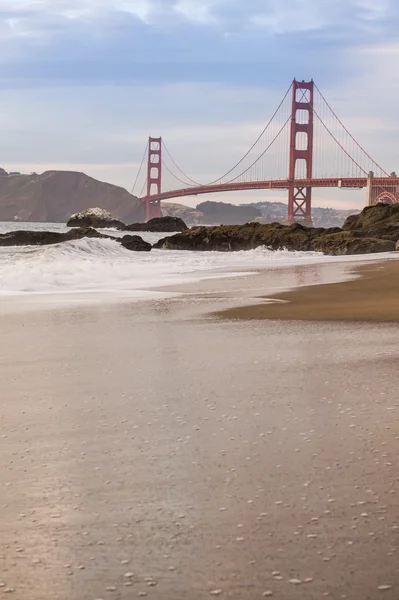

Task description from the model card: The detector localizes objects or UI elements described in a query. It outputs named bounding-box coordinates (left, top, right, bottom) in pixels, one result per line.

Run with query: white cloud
left=174, top=0, right=215, bottom=24
left=0, top=0, right=394, bottom=40
left=356, top=0, right=390, bottom=21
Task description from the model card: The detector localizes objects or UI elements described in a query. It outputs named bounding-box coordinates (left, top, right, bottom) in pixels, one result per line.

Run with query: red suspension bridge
left=132, top=79, right=398, bottom=223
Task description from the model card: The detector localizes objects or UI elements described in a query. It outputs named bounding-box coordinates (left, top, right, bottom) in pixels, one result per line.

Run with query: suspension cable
left=225, top=116, right=291, bottom=184
left=161, top=160, right=197, bottom=188
left=312, top=106, right=368, bottom=176
left=223, top=88, right=308, bottom=184
left=131, top=141, right=148, bottom=195
left=158, top=82, right=293, bottom=189
left=139, top=179, right=147, bottom=198
left=162, top=141, right=201, bottom=186
left=226, top=87, right=311, bottom=184
left=204, top=82, right=293, bottom=185
left=314, top=83, right=389, bottom=176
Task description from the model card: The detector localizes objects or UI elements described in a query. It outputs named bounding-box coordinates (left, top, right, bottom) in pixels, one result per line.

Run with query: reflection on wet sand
left=1, top=261, right=399, bottom=599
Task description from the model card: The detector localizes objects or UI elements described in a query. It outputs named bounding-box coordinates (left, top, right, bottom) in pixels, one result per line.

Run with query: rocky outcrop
left=0, top=227, right=151, bottom=252
left=67, top=208, right=126, bottom=230
left=154, top=206, right=399, bottom=255
left=310, top=232, right=395, bottom=255
left=0, top=227, right=109, bottom=247
left=126, top=216, right=188, bottom=232
left=120, top=235, right=152, bottom=252
left=342, top=203, right=399, bottom=241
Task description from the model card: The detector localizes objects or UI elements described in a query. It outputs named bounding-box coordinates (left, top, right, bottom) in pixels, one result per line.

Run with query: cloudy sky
left=0, top=0, right=397, bottom=209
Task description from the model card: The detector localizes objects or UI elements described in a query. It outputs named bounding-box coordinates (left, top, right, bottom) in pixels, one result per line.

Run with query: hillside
left=161, top=202, right=203, bottom=225
left=0, top=170, right=144, bottom=223
left=162, top=199, right=358, bottom=228
left=250, top=201, right=357, bottom=228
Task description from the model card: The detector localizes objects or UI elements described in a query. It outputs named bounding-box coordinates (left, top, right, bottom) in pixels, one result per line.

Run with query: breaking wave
left=0, top=235, right=327, bottom=297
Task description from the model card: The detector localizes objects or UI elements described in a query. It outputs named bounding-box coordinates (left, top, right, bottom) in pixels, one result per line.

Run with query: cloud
left=0, top=0, right=396, bottom=212
left=0, top=0, right=394, bottom=41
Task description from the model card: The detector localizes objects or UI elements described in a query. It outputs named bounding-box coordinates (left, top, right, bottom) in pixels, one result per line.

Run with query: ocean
left=0, top=221, right=393, bottom=300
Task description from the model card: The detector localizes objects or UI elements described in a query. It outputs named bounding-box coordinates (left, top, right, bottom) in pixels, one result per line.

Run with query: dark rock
left=154, top=205, right=399, bottom=256
left=0, top=227, right=153, bottom=252
left=310, top=232, right=395, bottom=255
left=342, top=203, right=399, bottom=241
left=153, top=223, right=313, bottom=252
left=120, top=235, right=152, bottom=252
left=126, top=216, right=188, bottom=232
left=0, top=227, right=110, bottom=247
left=67, top=208, right=126, bottom=230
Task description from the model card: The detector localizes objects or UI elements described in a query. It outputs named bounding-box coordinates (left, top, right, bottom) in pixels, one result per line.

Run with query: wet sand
left=1, top=261, right=399, bottom=599
left=219, top=260, right=399, bottom=322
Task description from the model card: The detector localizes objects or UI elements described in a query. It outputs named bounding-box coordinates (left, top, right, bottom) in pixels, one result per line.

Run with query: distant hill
left=249, top=201, right=358, bottom=228
left=162, top=200, right=262, bottom=225
left=195, top=201, right=261, bottom=225
left=0, top=170, right=144, bottom=223
left=161, top=202, right=203, bottom=225
left=162, top=199, right=358, bottom=228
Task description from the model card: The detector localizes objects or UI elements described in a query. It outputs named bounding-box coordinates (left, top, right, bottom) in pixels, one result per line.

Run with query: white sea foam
left=0, top=222, right=396, bottom=299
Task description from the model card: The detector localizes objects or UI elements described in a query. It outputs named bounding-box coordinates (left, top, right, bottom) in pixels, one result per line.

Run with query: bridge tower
left=288, top=79, right=314, bottom=225
left=145, top=137, right=162, bottom=221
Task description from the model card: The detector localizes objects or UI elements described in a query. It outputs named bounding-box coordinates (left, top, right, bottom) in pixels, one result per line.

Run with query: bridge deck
left=142, top=177, right=396, bottom=202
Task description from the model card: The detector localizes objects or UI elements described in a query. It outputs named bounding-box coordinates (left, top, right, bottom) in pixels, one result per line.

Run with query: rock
left=153, top=205, right=399, bottom=256
left=310, top=232, right=395, bottom=255
left=153, top=222, right=313, bottom=252
left=342, top=203, right=399, bottom=241
left=120, top=235, right=152, bottom=252
left=126, top=216, right=188, bottom=233
left=0, top=227, right=152, bottom=252
left=0, top=227, right=110, bottom=247
left=67, top=207, right=126, bottom=230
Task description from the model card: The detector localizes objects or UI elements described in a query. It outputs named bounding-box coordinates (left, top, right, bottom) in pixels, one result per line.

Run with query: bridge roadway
left=143, top=177, right=395, bottom=203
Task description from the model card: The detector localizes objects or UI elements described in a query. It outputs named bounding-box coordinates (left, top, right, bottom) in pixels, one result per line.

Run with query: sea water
left=0, top=221, right=394, bottom=300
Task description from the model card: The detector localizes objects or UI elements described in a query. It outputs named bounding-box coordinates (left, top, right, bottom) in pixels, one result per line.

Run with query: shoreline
left=0, top=253, right=393, bottom=317
left=216, top=259, right=399, bottom=322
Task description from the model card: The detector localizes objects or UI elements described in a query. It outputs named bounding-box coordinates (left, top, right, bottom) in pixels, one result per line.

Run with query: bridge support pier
left=287, top=79, right=314, bottom=226
left=145, top=137, right=163, bottom=222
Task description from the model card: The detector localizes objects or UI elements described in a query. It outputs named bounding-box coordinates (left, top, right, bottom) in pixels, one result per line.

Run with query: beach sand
left=1, top=260, right=399, bottom=599
left=219, top=260, right=399, bottom=322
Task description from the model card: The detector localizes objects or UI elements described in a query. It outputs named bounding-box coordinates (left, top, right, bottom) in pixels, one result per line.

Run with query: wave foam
left=2, top=234, right=392, bottom=299
left=0, top=236, right=327, bottom=296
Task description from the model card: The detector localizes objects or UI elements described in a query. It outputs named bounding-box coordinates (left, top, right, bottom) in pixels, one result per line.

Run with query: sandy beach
left=1, top=259, right=399, bottom=599
left=219, top=260, right=399, bottom=322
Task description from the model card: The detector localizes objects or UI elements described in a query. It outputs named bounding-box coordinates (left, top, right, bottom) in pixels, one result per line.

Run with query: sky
left=0, top=0, right=398, bottom=210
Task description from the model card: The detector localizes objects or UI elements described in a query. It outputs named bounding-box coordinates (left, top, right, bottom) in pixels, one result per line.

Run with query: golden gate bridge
left=132, top=79, right=398, bottom=223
